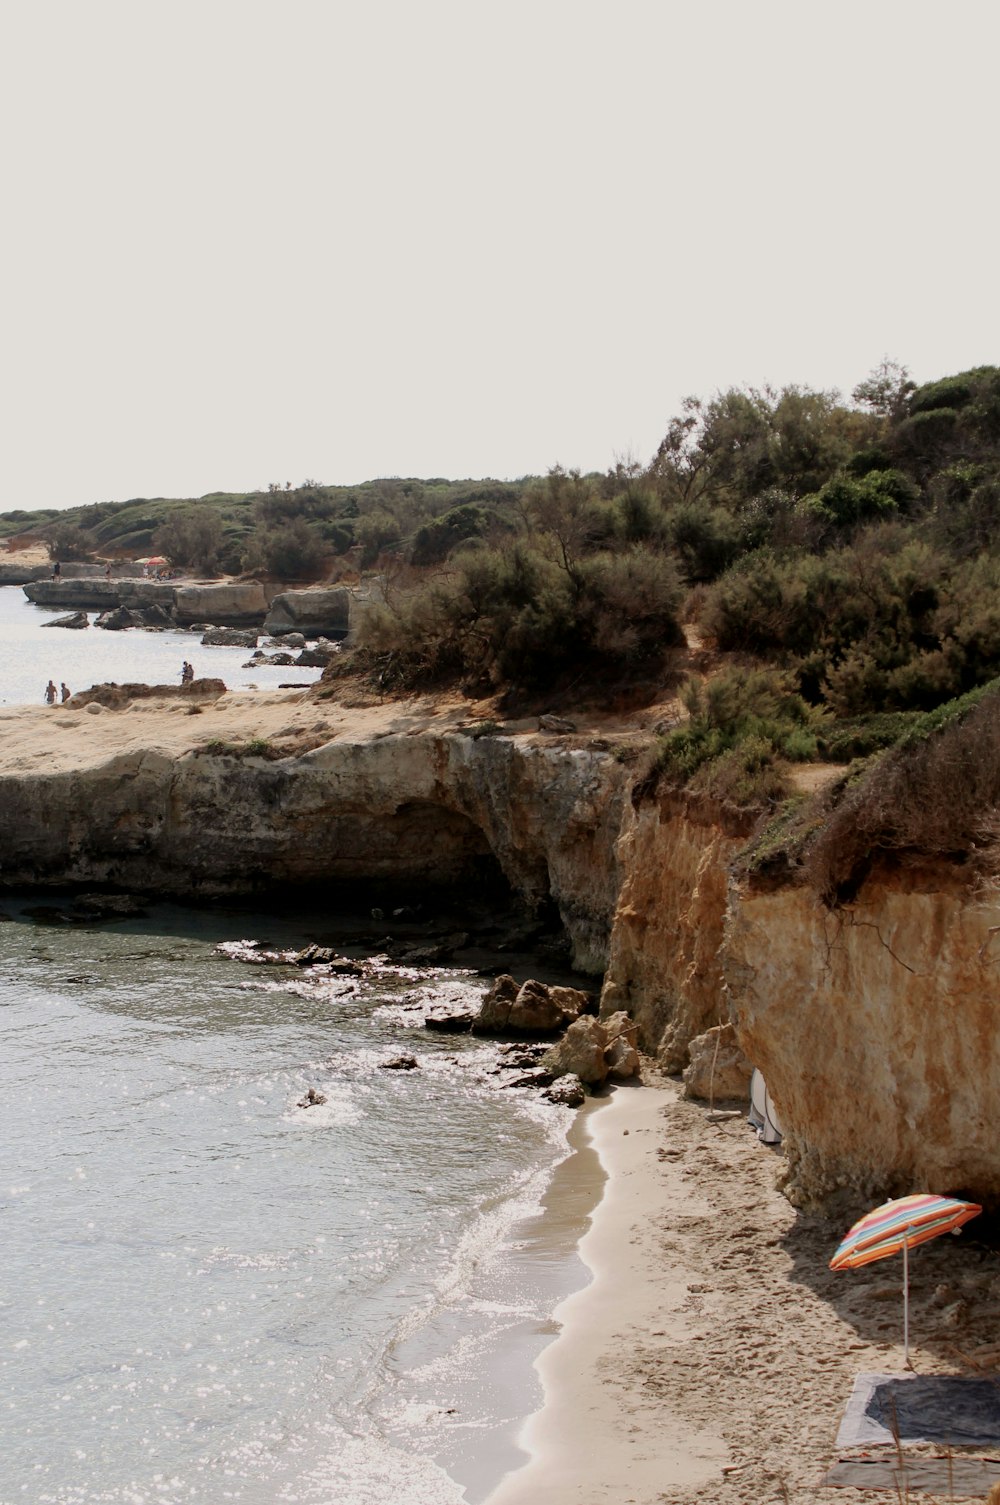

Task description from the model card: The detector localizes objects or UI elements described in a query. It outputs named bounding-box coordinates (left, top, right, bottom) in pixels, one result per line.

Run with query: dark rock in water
left=96, top=606, right=149, bottom=630
left=43, top=611, right=89, bottom=629
left=292, top=944, right=364, bottom=973
left=497, top=1045, right=548, bottom=1069
left=542, top=1074, right=586, bottom=1107
left=399, top=932, right=469, bottom=964
left=141, top=604, right=175, bottom=628
left=502, top=1068, right=556, bottom=1089
left=296, top=647, right=336, bottom=667
left=202, top=628, right=259, bottom=647
left=424, top=1011, right=475, bottom=1033
left=22, top=906, right=78, bottom=925
left=380, top=1054, right=419, bottom=1071
left=74, top=892, right=149, bottom=919
left=297, top=1087, right=327, bottom=1108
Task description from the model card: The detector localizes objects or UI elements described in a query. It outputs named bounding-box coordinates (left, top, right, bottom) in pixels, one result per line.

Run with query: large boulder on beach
left=682, top=1023, right=752, bottom=1102
left=542, top=1074, right=586, bottom=1107
left=264, top=587, right=351, bottom=639
left=297, top=644, right=338, bottom=667
left=605, top=1034, right=641, bottom=1080
left=542, top=1017, right=609, bottom=1085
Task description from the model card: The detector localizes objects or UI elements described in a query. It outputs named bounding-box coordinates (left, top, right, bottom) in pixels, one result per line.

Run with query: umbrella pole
left=903, top=1229, right=910, bottom=1368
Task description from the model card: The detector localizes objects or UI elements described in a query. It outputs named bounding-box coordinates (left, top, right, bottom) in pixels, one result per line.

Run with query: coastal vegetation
left=5, top=358, right=1000, bottom=817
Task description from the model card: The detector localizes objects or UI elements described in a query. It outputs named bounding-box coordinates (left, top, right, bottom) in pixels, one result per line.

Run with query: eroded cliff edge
left=1, top=692, right=997, bottom=1212
left=0, top=725, right=625, bottom=975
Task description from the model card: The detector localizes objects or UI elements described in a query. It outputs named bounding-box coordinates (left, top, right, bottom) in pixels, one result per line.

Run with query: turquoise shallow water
left=0, top=900, right=584, bottom=1505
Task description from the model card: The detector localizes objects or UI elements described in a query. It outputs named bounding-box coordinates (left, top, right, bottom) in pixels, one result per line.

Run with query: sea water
left=0, top=587, right=593, bottom=1504
left=0, top=901, right=588, bottom=1505
left=0, top=588, right=324, bottom=707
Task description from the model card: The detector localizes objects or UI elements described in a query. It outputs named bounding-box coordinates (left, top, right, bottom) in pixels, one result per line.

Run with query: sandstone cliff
left=725, top=861, right=1000, bottom=1212
left=599, top=790, right=753, bottom=1070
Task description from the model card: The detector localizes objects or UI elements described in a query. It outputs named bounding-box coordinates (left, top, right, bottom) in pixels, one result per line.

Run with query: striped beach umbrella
left=830, top=1194, right=981, bottom=1365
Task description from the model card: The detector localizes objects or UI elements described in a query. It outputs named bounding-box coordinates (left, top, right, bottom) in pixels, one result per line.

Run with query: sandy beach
left=486, top=1075, right=999, bottom=1505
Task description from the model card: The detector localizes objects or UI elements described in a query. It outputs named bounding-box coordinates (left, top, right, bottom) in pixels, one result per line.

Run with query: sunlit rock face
left=724, top=862, right=1000, bottom=1212
left=600, top=791, right=752, bottom=1069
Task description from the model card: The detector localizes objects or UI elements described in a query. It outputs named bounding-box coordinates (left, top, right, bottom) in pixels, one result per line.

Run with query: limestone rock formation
left=682, top=1023, right=752, bottom=1101
left=600, top=791, right=752, bottom=1069
left=201, top=628, right=259, bottom=647
left=0, top=731, right=624, bottom=974
left=542, top=1017, right=609, bottom=1084
left=174, top=582, right=269, bottom=626
left=725, top=865, right=1000, bottom=1212
left=68, top=680, right=226, bottom=708
left=0, top=562, right=50, bottom=586
left=264, top=588, right=351, bottom=639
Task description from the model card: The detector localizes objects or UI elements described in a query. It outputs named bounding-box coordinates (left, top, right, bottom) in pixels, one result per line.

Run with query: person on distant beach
left=51, top=561, right=61, bottom=580
left=180, top=661, right=194, bottom=685
left=60, top=683, right=71, bottom=702
left=45, top=680, right=57, bottom=704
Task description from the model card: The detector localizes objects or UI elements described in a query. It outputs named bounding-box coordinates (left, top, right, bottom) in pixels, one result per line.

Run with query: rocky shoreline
left=0, top=681, right=997, bottom=1213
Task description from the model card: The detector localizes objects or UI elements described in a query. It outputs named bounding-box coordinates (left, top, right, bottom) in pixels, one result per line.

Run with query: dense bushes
left=647, top=667, right=824, bottom=807
left=695, top=526, right=1000, bottom=715
left=358, top=542, right=684, bottom=693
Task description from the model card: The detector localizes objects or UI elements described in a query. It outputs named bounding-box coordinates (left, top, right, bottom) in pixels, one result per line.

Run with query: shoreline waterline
left=484, top=1080, right=728, bottom=1505
left=425, top=1094, right=610, bottom=1504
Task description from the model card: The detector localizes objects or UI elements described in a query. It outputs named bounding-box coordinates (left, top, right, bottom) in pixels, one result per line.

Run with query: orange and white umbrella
left=830, top=1194, right=981, bottom=1364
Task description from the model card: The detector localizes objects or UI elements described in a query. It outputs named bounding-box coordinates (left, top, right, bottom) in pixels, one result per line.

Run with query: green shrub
left=666, top=501, right=742, bottom=582
left=805, top=468, right=916, bottom=529
left=242, top=518, right=329, bottom=580
left=647, top=666, right=825, bottom=808
left=817, top=712, right=923, bottom=761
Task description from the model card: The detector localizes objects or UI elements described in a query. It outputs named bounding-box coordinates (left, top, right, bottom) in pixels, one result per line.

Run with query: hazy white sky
left=1, top=0, right=997, bottom=511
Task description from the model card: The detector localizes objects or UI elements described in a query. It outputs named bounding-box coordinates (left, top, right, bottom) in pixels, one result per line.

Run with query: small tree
left=153, top=507, right=223, bottom=574
left=45, top=522, right=93, bottom=562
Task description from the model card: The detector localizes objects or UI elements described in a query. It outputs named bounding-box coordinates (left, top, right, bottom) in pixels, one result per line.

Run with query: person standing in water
left=45, top=681, right=57, bottom=704
left=60, top=683, right=71, bottom=703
